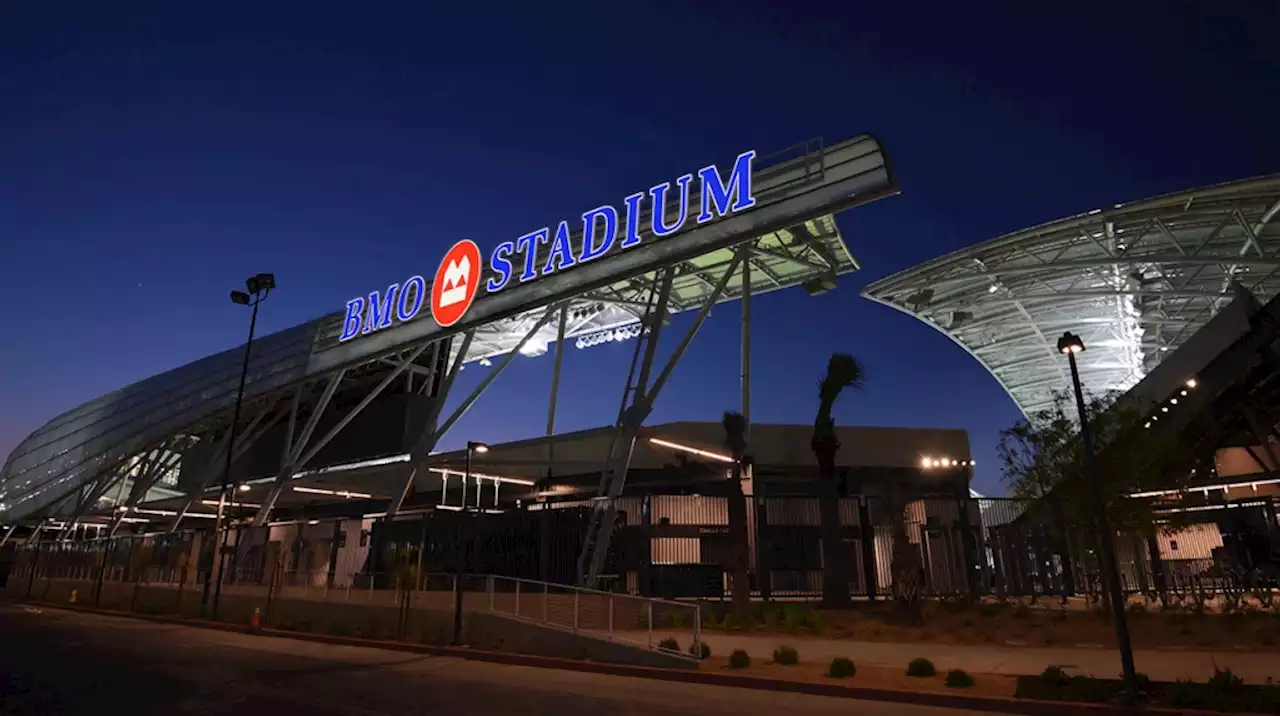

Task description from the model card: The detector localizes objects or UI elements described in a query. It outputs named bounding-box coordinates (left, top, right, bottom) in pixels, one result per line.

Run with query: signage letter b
left=339, top=297, right=365, bottom=342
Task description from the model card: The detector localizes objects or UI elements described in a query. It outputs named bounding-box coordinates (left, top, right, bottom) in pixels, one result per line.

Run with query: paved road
left=0, top=605, right=999, bottom=716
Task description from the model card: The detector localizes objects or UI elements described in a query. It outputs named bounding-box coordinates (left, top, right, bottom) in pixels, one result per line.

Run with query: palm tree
left=810, top=353, right=864, bottom=607
left=722, top=411, right=752, bottom=621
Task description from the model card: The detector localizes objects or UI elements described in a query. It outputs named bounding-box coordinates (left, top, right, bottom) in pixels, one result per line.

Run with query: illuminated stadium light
left=1130, top=477, right=1280, bottom=499
left=920, top=456, right=973, bottom=469
left=427, top=467, right=535, bottom=486
left=294, top=453, right=412, bottom=479
left=201, top=500, right=261, bottom=509
left=647, top=437, right=734, bottom=463
left=292, top=486, right=373, bottom=499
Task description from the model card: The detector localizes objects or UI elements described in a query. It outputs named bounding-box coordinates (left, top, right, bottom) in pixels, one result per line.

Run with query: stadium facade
left=2, top=134, right=930, bottom=592
left=865, top=175, right=1280, bottom=587
left=9, top=133, right=1278, bottom=600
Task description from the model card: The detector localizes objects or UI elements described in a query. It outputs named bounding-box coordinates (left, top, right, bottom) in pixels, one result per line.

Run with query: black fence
left=8, top=494, right=1280, bottom=604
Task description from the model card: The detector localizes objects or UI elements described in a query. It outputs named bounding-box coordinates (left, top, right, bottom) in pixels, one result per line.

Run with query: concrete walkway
left=647, top=630, right=1280, bottom=683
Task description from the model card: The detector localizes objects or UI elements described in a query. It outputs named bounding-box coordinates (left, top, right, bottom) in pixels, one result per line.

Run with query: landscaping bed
left=697, top=598, right=1280, bottom=649
left=686, top=637, right=1280, bottom=714
left=698, top=652, right=1015, bottom=699
left=1016, top=667, right=1280, bottom=713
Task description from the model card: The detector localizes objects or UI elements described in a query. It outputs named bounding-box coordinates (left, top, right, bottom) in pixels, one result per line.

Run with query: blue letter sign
left=337, top=149, right=757, bottom=342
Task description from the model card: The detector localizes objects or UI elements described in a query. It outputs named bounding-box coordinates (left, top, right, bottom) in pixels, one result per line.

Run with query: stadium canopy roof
left=863, top=175, right=1280, bottom=418
left=1, top=135, right=890, bottom=525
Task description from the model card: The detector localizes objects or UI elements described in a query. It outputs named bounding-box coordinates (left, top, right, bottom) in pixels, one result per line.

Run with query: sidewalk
left=648, top=630, right=1280, bottom=683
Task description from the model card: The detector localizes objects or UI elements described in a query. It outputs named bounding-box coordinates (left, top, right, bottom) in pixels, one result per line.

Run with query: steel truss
left=577, top=250, right=745, bottom=586
left=864, top=176, right=1280, bottom=417
left=4, top=133, right=895, bottom=548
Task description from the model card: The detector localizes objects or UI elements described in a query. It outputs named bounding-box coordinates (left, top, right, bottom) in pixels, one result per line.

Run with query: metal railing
left=487, top=574, right=699, bottom=659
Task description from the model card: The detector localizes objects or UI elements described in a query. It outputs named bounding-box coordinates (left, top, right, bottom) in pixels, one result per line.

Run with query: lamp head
left=254, top=273, right=276, bottom=291
left=1057, top=332, right=1085, bottom=355
left=468, top=441, right=490, bottom=454
left=230, top=290, right=251, bottom=306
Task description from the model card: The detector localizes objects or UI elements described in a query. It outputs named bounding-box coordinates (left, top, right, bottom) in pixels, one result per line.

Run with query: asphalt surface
left=0, top=604, right=1002, bottom=716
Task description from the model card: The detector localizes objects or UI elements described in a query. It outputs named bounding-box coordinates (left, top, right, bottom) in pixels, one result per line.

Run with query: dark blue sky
left=2, top=1, right=1276, bottom=495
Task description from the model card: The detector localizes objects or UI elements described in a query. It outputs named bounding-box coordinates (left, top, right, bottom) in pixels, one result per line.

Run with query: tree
left=722, top=411, right=752, bottom=621
left=810, top=353, right=864, bottom=607
left=997, top=390, right=1196, bottom=536
left=998, top=389, right=1200, bottom=607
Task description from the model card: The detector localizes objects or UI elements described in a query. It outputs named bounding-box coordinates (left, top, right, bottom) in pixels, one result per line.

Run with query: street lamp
left=451, top=440, right=489, bottom=645
left=465, top=441, right=489, bottom=510
left=1058, top=331, right=1138, bottom=705
left=202, top=273, right=275, bottom=619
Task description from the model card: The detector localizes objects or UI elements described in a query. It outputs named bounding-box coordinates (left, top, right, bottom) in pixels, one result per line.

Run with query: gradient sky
left=2, top=1, right=1277, bottom=496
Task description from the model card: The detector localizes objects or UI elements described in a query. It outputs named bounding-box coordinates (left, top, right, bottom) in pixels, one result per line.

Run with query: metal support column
left=169, top=401, right=286, bottom=531
left=740, top=245, right=752, bottom=442
left=579, top=254, right=744, bottom=586
left=392, top=308, right=557, bottom=516
left=388, top=332, right=474, bottom=518
left=110, top=453, right=183, bottom=536
left=253, top=372, right=351, bottom=525
left=57, top=465, right=130, bottom=540
left=545, top=303, right=569, bottom=482
left=0, top=523, right=19, bottom=550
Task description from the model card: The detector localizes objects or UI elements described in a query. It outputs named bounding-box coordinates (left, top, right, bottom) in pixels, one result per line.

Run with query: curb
left=13, top=600, right=1250, bottom=716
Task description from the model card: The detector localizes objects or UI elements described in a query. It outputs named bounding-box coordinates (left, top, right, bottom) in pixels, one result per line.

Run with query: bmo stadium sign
left=338, top=150, right=759, bottom=343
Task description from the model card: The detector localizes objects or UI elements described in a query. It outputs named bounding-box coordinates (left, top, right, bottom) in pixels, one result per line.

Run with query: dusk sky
left=2, top=1, right=1277, bottom=496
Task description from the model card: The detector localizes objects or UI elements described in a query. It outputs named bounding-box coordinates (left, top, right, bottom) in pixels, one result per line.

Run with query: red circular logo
left=430, top=240, right=483, bottom=327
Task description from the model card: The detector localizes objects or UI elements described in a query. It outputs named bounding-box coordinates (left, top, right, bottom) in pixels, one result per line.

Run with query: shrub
left=657, top=637, right=680, bottom=652
left=828, top=657, right=856, bottom=679
left=907, top=658, right=937, bottom=677
left=1134, top=672, right=1152, bottom=692
left=1207, top=666, right=1244, bottom=690
left=689, top=640, right=711, bottom=659
left=1041, top=665, right=1068, bottom=686
left=946, top=669, right=975, bottom=688
left=773, top=645, right=799, bottom=665
left=729, top=649, right=751, bottom=669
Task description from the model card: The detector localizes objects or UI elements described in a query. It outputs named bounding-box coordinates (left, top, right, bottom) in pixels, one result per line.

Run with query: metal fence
left=488, top=574, right=699, bottom=655
left=2, top=513, right=700, bottom=663
left=532, top=492, right=1280, bottom=602
left=7, top=493, right=1279, bottom=615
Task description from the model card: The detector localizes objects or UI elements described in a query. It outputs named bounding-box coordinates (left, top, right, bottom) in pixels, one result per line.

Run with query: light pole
left=453, top=440, right=489, bottom=645
left=465, top=441, right=489, bottom=511
left=202, top=273, right=275, bottom=619
left=1058, top=331, right=1137, bottom=705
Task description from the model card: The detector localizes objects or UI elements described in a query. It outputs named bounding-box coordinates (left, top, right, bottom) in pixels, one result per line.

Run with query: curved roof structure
left=863, top=175, right=1280, bottom=418
left=1, top=134, right=895, bottom=524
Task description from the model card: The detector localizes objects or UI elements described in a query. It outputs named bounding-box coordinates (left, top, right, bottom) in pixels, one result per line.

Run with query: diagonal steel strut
left=390, top=305, right=561, bottom=516
left=578, top=252, right=744, bottom=587
left=253, top=345, right=429, bottom=525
